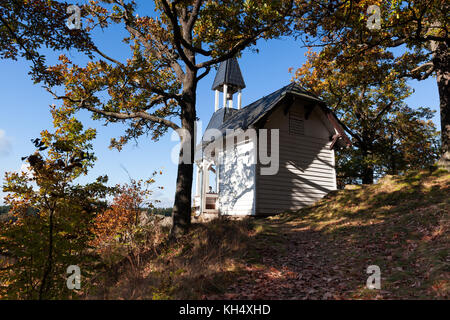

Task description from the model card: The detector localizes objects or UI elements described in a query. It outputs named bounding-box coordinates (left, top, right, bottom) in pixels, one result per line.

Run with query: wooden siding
left=218, top=135, right=256, bottom=215
left=256, top=101, right=336, bottom=216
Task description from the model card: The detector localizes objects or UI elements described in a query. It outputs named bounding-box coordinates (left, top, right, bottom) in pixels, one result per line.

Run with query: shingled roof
left=211, top=57, right=246, bottom=93
left=205, top=107, right=240, bottom=133
left=202, top=82, right=351, bottom=148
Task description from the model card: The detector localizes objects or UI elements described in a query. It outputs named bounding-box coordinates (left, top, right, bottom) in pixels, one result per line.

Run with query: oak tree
left=294, top=0, right=449, bottom=168
left=42, top=0, right=297, bottom=237
left=295, top=47, right=440, bottom=184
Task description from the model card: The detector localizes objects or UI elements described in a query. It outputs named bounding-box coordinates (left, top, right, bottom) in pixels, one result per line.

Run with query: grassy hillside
left=90, top=169, right=449, bottom=300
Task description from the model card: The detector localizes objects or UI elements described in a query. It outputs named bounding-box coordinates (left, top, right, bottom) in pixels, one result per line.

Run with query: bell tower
left=211, top=57, right=246, bottom=111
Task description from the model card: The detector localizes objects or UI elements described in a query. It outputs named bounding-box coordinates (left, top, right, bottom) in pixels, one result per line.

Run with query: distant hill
left=0, top=206, right=11, bottom=223
left=148, top=207, right=172, bottom=217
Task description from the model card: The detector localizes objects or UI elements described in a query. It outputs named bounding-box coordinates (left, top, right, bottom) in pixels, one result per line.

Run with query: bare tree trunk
left=170, top=73, right=197, bottom=239
left=360, top=136, right=374, bottom=184
left=432, top=40, right=450, bottom=170
left=389, top=133, right=398, bottom=175
left=171, top=161, right=194, bottom=238
left=361, top=166, right=374, bottom=184
left=39, top=207, right=54, bottom=300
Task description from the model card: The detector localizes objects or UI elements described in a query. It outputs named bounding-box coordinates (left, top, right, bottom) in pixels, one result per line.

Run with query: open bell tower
left=211, top=57, right=246, bottom=111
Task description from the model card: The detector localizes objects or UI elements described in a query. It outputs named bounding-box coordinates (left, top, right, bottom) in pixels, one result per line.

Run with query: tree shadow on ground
left=89, top=170, right=449, bottom=300
left=211, top=170, right=449, bottom=300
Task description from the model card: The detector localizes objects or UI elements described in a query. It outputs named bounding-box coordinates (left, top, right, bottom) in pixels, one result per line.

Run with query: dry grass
left=86, top=217, right=255, bottom=299
left=234, top=169, right=450, bottom=299
left=86, top=169, right=449, bottom=300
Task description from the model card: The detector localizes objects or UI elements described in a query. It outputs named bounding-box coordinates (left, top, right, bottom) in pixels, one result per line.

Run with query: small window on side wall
left=289, top=109, right=304, bottom=135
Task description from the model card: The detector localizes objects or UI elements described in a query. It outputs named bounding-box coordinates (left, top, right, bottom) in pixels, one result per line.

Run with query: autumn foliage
left=92, top=174, right=163, bottom=251
left=0, top=105, right=164, bottom=299
left=295, top=47, right=440, bottom=185
left=0, top=119, right=109, bottom=299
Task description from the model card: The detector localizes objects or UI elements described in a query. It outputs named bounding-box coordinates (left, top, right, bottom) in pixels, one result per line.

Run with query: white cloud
left=19, top=163, right=34, bottom=179
left=150, top=189, right=173, bottom=208
left=0, top=129, right=12, bottom=157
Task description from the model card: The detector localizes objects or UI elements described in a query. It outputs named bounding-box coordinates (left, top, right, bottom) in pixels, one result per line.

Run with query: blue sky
left=0, top=1, right=441, bottom=207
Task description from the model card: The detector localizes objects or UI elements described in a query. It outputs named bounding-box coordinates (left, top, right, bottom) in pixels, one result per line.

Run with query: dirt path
left=214, top=218, right=368, bottom=300
left=212, top=188, right=449, bottom=300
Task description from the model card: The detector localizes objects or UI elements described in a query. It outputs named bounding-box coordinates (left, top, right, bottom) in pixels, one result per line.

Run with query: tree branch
left=115, top=0, right=186, bottom=82
left=91, top=45, right=123, bottom=66
left=399, top=62, right=435, bottom=81
left=0, top=15, right=40, bottom=67
left=83, top=105, right=180, bottom=131
left=186, top=0, right=203, bottom=32
left=124, top=23, right=185, bottom=82
left=196, top=66, right=210, bottom=81
left=374, top=101, right=394, bottom=123
left=46, top=88, right=180, bottom=131
left=196, top=35, right=260, bottom=69
left=196, top=0, right=294, bottom=69
left=160, top=0, right=196, bottom=70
